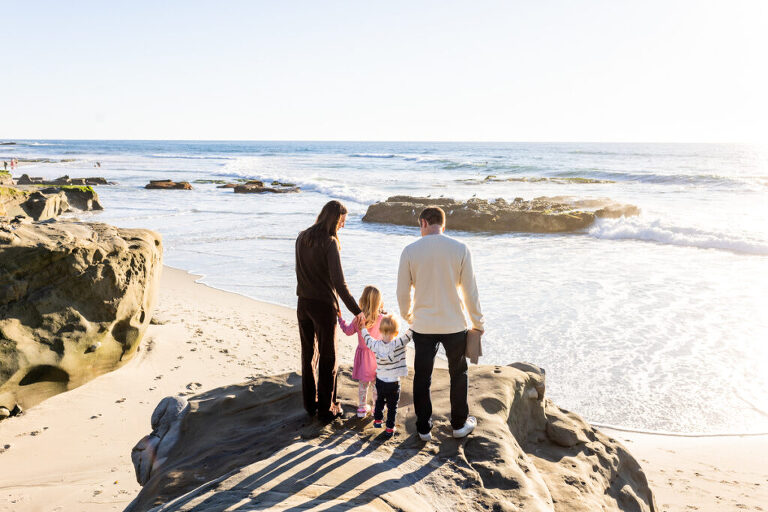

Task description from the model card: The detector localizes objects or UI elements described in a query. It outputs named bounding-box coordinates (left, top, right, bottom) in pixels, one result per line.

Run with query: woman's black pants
left=297, top=298, right=340, bottom=418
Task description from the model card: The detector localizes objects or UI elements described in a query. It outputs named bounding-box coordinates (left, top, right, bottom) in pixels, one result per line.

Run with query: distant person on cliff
left=397, top=206, right=484, bottom=441
left=2, top=161, right=6, bottom=171
left=295, top=200, right=364, bottom=423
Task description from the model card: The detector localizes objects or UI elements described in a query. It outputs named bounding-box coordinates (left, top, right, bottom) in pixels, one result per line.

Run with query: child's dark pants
left=374, top=378, right=400, bottom=429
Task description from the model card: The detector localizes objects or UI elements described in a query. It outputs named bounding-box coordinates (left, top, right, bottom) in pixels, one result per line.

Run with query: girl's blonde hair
left=359, top=286, right=383, bottom=329
left=379, top=314, right=399, bottom=338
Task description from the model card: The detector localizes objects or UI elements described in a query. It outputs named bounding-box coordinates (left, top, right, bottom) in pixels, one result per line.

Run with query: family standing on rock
left=295, top=200, right=485, bottom=440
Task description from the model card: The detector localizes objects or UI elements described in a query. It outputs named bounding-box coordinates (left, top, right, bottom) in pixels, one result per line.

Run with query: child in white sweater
left=361, top=314, right=413, bottom=436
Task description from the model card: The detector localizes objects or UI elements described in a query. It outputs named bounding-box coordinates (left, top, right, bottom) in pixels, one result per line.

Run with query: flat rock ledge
left=363, top=195, right=640, bottom=233
left=0, top=221, right=163, bottom=412
left=127, top=364, right=656, bottom=512
left=233, top=180, right=300, bottom=194
left=145, top=180, right=193, bottom=190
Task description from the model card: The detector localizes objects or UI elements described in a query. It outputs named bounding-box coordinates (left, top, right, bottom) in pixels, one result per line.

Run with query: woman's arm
left=327, top=240, right=362, bottom=316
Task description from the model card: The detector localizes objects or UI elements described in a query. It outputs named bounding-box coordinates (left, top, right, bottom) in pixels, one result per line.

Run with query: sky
left=2, top=1, right=767, bottom=142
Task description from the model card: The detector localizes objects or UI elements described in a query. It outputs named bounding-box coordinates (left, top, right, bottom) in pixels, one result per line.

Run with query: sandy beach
left=0, top=266, right=765, bottom=511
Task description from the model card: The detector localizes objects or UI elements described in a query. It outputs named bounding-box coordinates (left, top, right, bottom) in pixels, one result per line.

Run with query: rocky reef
left=363, top=195, right=640, bottom=233
left=145, top=180, right=193, bottom=190
left=127, top=365, right=656, bottom=512
left=233, top=180, right=300, bottom=194
left=17, top=174, right=112, bottom=186
left=0, top=221, right=162, bottom=412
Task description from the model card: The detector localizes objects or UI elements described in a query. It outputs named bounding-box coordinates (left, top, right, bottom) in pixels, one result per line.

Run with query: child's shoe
left=356, top=404, right=371, bottom=418
left=385, top=427, right=395, bottom=437
left=373, top=420, right=383, bottom=428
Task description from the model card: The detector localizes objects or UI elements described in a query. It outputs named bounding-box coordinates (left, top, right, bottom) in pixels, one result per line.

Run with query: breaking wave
left=589, top=217, right=768, bottom=256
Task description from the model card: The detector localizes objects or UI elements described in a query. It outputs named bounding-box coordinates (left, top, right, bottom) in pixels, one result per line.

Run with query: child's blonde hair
left=379, top=314, right=399, bottom=338
left=359, top=286, right=383, bottom=329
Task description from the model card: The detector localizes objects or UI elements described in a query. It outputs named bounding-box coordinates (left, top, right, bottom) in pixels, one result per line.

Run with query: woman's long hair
left=358, top=286, right=383, bottom=329
left=303, top=200, right=348, bottom=247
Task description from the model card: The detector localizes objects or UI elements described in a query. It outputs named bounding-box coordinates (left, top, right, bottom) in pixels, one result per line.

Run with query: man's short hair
left=419, top=207, right=445, bottom=227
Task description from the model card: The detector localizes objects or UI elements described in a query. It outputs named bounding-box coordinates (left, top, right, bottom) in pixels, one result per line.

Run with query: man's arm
left=396, top=247, right=414, bottom=324
left=459, top=245, right=485, bottom=331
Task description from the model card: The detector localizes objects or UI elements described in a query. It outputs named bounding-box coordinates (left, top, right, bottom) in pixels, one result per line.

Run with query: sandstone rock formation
left=17, top=174, right=112, bottom=186
left=362, top=195, right=640, bottom=233
left=0, top=222, right=162, bottom=412
left=38, top=186, right=104, bottom=211
left=0, top=172, right=12, bottom=187
left=233, top=180, right=300, bottom=194
left=145, top=180, right=193, bottom=190
left=1, top=185, right=102, bottom=221
left=127, top=365, right=656, bottom=512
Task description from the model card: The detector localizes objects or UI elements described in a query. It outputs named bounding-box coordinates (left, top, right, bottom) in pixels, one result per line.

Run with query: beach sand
left=0, top=266, right=765, bottom=511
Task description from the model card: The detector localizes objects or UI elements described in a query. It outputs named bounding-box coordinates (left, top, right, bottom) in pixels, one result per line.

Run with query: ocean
left=4, top=140, right=767, bottom=435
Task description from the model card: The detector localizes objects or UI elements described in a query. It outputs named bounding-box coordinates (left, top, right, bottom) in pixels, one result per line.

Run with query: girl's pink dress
left=338, top=314, right=380, bottom=382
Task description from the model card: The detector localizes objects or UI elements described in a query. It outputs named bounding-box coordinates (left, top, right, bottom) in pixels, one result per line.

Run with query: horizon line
left=1, top=138, right=764, bottom=145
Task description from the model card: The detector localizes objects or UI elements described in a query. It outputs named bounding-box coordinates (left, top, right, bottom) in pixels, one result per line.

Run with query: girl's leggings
left=358, top=380, right=376, bottom=407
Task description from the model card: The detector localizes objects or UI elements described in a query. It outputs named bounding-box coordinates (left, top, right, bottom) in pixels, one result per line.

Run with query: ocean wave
left=348, top=153, right=398, bottom=159
left=146, top=154, right=233, bottom=160
left=212, top=162, right=378, bottom=205
left=589, top=217, right=768, bottom=255
left=3, top=141, right=60, bottom=147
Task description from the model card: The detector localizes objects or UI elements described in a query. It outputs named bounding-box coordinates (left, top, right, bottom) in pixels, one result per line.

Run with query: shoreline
left=0, top=265, right=765, bottom=511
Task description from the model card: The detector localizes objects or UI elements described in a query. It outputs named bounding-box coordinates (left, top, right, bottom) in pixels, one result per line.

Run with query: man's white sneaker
left=418, top=432, right=432, bottom=442
left=452, top=416, right=477, bottom=438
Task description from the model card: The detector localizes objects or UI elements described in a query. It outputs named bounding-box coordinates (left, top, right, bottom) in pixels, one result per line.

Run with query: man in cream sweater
left=397, top=206, right=484, bottom=441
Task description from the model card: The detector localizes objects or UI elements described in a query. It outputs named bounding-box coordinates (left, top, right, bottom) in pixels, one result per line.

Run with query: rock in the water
left=0, top=222, right=162, bottom=410
left=233, top=180, right=300, bottom=194
left=145, top=180, right=192, bottom=190
left=362, top=195, right=640, bottom=233
left=126, top=365, right=656, bottom=512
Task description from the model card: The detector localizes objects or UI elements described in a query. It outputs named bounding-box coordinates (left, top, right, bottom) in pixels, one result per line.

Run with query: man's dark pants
left=412, top=330, right=468, bottom=434
left=374, top=378, right=401, bottom=429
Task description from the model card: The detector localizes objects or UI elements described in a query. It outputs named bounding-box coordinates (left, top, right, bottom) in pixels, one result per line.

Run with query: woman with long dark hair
left=295, top=200, right=364, bottom=422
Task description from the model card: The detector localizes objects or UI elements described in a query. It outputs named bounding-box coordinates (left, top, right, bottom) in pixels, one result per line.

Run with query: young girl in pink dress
left=338, top=285, right=382, bottom=417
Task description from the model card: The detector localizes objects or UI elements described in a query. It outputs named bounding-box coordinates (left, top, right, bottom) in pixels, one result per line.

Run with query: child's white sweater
left=361, top=328, right=413, bottom=383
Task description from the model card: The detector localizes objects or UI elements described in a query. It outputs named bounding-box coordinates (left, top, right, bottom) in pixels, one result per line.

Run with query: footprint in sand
left=186, top=382, right=202, bottom=391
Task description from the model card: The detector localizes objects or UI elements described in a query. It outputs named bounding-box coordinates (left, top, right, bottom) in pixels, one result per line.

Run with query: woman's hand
left=353, top=312, right=366, bottom=330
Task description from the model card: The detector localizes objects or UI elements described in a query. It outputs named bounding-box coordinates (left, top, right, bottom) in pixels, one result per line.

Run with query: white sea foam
left=589, top=217, right=768, bottom=256
left=215, top=157, right=379, bottom=205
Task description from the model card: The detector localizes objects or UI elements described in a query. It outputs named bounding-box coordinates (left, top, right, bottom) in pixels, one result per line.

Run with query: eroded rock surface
left=1, top=184, right=103, bottom=221
left=145, top=180, right=192, bottom=190
left=127, top=365, right=656, bottom=512
left=363, top=195, right=640, bottom=233
left=233, top=180, right=300, bottom=194
left=17, top=174, right=113, bottom=186
left=0, top=222, right=162, bottom=411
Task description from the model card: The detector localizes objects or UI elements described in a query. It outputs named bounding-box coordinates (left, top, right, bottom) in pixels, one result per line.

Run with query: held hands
left=353, top=312, right=366, bottom=330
